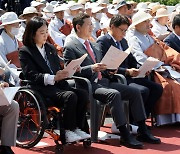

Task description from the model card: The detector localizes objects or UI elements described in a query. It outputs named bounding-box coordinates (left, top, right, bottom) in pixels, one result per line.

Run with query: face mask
left=10, top=27, right=19, bottom=36
left=96, top=13, right=102, bottom=20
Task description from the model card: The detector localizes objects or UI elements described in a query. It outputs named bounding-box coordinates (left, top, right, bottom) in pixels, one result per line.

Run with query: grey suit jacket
left=63, top=36, right=102, bottom=83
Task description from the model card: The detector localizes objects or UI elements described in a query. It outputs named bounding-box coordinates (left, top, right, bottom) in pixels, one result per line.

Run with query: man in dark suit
left=164, top=14, right=180, bottom=53
left=97, top=14, right=163, bottom=118
left=63, top=13, right=161, bottom=149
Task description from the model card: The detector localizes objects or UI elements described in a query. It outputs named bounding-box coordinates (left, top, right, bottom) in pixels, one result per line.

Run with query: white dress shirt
left=36, top=45, right=55, bottom=86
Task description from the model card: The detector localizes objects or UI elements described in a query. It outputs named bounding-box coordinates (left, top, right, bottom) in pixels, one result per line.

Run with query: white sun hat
left=155, top=8, right=169, bottom=18
left=98, top=0, right=109, bottom=4
left=19, top=7, right=40, bottom=18
left=176, top=6, right=180, bottom=13
left=69, top=4, right=84, bottom=11
left=43, top=4, right=54, bottom=13
left=31, top=1, right=44, bottom=7
left=85, top=2, right=92, bottom=10
left=134, top=2, right=150, bottom=11
left=129, top=10, right=153, bottom=29
left=1, top=12, right=25, bottom=26
left=108, top=8, right=118, bottom=15
left=53, top=4, right=68, bottom=13
left=92, top=6, right=104, bottom=13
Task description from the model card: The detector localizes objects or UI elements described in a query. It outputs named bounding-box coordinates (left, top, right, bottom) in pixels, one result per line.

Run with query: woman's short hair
left=109, top=14, right=130, bottom=28
left=23, top=16, right=48, bottom=47
left=172, top=14, right=180, bottom=29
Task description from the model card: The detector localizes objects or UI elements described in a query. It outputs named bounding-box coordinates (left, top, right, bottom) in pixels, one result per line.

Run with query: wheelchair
left=13, top=77, right=92, bottom=153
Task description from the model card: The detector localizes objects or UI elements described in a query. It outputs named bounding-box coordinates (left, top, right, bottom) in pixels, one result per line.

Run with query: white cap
left=1, top=12, right=25, bottom=26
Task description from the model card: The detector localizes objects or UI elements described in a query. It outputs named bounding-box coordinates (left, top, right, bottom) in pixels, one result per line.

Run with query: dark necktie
left=44, top=52, right=53, bottom=74
left=116, top=41, right=122, bottom=50
left=84, top=40, right=102, bottom=80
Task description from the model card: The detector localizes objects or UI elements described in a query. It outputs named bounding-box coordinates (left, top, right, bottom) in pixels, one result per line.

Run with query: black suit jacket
left=97, top=33, right=139, bottom=76
left=19, top=43, right=68, bottom=92
left=63, top=36, right=102, bottom=83
left=164, top=32, right=180, bottom=53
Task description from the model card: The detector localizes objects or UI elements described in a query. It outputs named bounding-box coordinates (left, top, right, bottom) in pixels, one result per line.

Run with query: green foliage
left=134, top=0, right=179, bottom=6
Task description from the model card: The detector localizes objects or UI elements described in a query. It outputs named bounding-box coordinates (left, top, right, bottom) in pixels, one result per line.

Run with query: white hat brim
left=1, top=19, right=25, bottom=26
left=155, top=14, right=169, bottom=18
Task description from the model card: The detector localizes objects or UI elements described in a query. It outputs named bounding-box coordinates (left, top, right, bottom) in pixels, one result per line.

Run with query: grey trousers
left=0, top=100, right=19, bottom=146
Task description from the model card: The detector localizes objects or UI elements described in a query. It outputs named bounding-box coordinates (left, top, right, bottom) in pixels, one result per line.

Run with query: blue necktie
left=116, top=41, right=122, bottom=50
left=44, top=53, right=53, bottom=74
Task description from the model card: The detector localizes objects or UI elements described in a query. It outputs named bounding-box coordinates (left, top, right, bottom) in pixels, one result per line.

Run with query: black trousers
left=40, top=86, right=89, bottom=131
left=128, top=78, right=163, bottom=117
left=92, top=78, right=146, bottom=128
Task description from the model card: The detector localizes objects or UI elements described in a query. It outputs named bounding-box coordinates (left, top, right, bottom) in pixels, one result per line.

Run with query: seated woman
left=127, top=11, right=180, bottom=126
left=19, top=16, right=91, bottom=143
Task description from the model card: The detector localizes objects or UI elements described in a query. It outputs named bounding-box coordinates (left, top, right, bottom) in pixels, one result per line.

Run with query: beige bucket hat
left=129, top=10, right=153, bottom=29
left=155, top=8, right=169, bottom=18
left=19, top=7, right=41, bottom=18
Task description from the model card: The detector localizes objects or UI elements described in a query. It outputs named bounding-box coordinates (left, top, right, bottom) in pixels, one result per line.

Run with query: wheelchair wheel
left=14, top=88, right=47, bottom=148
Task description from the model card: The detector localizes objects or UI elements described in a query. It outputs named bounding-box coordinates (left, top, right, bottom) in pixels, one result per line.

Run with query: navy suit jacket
left=164, top=32, right=180, bottom=53
left=97, top=33, right=139, bottom=76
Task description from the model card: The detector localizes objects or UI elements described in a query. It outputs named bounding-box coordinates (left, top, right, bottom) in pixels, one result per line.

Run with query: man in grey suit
left=0, top=75, right=19, bottom=154
left=63, top=13, right=161, bottom=149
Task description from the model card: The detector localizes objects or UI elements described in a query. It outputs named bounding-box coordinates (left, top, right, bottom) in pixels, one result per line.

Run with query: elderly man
left=164, top=14, right=180, bottom=52
left=127, top=11, right=180, bottom=126
left=63, top=13, right=161, bottom=149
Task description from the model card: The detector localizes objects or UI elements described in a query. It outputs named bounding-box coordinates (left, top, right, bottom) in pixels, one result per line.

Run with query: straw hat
left=155, top=8, right=169, bottom=18
left=129, top=10, right=152, bottom=29
left=19, top=7, right=40, bottom=18
left=1, top=12, right=25, bottom=26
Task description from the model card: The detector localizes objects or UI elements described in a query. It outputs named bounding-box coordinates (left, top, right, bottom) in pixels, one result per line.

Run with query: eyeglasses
left=117, top=27, right=127, bottom=33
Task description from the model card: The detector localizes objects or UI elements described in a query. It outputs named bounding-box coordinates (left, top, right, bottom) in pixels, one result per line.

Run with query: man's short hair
left=172, top=14, right=180, bottom=29
left=109, top=14, right=130, bottom=28
left=72, top=13, right=90, bottom=32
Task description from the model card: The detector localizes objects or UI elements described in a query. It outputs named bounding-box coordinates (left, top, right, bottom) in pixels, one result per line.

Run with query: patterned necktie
left=84, top=40, right=102, bottom=80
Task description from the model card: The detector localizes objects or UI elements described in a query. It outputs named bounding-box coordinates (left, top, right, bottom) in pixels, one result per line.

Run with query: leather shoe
left=0, top=146, right=14, bottom=154
left=120, top=134, right=144, bottom=149
left=137, top=130, right=161, bottom=144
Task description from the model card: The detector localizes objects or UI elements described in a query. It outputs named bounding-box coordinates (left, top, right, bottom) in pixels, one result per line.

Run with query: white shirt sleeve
left=44, top=74, right=55, bottom=85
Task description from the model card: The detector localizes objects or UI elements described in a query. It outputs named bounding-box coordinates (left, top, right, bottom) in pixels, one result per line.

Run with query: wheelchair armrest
left=114, top=74, right=127, bottom=85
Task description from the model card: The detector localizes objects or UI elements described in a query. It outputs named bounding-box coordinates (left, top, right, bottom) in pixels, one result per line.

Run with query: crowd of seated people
left=0, top=0, right=180, bottom=153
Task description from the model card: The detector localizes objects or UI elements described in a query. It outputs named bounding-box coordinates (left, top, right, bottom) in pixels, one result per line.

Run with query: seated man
left=97, top=14, right=163, bottom=118
left=164, top=14, right=180, bottom=53
left=127, top=11, right=180, bottom=126
left=0, top=79, right=19, bottom=154
left=63, top=13, right=161, bottom=149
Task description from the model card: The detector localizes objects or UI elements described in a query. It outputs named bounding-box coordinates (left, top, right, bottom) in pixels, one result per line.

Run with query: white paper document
left=0, top=87, right=20, bottom=106
left=134, top=57, right=160, bottom=78
left=64, top=54, right=88, bottom=77
left=163, top=66, right=180, bottom=79
left=100, top=45, right=131, bottom=69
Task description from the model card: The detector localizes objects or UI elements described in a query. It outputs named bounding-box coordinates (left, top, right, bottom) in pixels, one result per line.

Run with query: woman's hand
left=0, top=82, right=9, bottom=88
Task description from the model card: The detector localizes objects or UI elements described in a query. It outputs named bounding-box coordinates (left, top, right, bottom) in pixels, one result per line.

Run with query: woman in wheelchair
left=19, top=16, right=91, bottom=143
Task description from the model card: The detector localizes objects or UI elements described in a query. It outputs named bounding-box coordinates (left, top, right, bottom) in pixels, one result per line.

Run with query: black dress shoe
left=0, top=146, right=14, bottom=154
left=120, top=134, right=144, bottom=149
left=137, top=130, right=161, bottom=144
